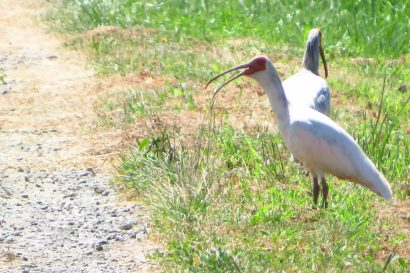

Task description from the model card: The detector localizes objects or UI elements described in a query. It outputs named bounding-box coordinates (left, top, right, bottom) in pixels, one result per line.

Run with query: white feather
left=285, top=106, right=392, bottom=199
left=283, top=69, right=330, bottom=116
left=252, top=57, right=393, bottom=200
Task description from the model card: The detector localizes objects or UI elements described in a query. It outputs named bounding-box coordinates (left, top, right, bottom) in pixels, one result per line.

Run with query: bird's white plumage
left=283, top=29, right=330, bottom=116
left=285, top=106, right=392, bottom=198
left=207, top=56, right=393, bottom=203
left=251, top=57, right=393, bottom=201
left=283, top=69, right=330, bottom=116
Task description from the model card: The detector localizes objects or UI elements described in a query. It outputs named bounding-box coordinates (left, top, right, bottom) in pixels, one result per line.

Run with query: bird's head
left=305, top=28, right=328, bottom=78
left=206, top=56, right=274, bottom=98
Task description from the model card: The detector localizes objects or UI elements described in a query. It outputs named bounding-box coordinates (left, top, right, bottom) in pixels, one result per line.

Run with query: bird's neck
left=258, top=71, right=290, bottom=132
left=302, top=44, right=319, bottom=75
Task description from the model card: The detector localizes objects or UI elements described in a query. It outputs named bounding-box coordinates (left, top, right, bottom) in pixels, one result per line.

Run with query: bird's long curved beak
left=205, top=63, right=250, bottom=100
left=319, top=45, right=328, bottom=78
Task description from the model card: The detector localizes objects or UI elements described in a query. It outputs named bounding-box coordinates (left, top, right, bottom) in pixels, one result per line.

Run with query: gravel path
left=0, top=1, right=159, bottom=272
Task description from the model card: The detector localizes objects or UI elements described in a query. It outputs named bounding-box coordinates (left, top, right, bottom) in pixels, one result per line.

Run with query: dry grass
left=48, top=14, right=409, bottom=271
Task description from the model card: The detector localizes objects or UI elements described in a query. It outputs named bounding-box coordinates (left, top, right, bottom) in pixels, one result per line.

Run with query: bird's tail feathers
left=358, top=160, right=393, bottom=200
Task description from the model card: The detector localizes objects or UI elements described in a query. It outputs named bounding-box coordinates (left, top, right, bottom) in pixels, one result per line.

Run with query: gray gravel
left=0, top=1, right=159, bottom=271
left=0, top=168, right=158, bottom=272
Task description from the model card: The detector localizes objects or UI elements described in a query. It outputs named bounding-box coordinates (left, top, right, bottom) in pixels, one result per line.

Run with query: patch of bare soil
left=0, top=1, right=159, bottom=272
left=378, top=200, right=410, bottom=260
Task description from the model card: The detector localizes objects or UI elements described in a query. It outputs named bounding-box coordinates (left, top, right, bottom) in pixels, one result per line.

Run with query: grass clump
left=95, top=85, right=196, bottom=127
left=47, top=1, right=410, bottom=271
left=50, top=0, right=409, bottom=58
left=0, top=68, right=5, bottom=84
left=118, top=119, right=408, bottom=272
left=63, top=27, right=229, bottom=81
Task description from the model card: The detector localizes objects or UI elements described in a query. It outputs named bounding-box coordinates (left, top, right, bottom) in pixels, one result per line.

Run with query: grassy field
left=48, top=0, right=409, bottom=271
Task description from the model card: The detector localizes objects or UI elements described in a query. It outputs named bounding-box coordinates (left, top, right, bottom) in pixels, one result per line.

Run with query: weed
left=117, top=116, right=408, bottom=271
left=48, top=1, right=410, bottom=271
left=0, top=68, right=5, bottom=84
left=49, top=0, right=409, bottom=58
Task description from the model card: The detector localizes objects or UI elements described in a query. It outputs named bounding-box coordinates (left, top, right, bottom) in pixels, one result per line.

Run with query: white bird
left=283, top=28, right=330, bottom=116
left=206, top=56, right=393, bottom=207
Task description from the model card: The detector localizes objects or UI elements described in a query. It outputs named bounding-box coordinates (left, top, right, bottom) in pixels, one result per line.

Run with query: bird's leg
left=313, top=176, right=320, bottom=208
left=321, top=177, right=329, bottom=208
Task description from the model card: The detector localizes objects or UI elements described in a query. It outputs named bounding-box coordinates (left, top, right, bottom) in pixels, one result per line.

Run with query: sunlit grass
left=47, top=0, right=410, bottom=271
left=118, top=119, right=408, bottom=272
left=50, top=0, right=409, bottom=58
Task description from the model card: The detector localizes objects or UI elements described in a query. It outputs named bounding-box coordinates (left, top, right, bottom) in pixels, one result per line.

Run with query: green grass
left=47, top=0, right=410, bottom=271
left=118, top=118, right=408, bottom=272
left=0, top=68, right=5, bottom=84
left=50, top=0, right=409, bottom=58
left=63, top=27, right=226, bottom=81
left=95, top=85, right=196, bottom=127
left=113, top=72, right=409, bottom=271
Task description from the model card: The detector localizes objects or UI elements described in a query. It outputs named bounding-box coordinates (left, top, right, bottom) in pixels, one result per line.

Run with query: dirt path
left=0, top=1, right=158, bottom=272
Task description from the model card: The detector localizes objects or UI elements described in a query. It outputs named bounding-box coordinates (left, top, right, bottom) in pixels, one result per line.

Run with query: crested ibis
left=206, top=56, right=393, bottom=207
left=283, top=28, right=330, bottom=116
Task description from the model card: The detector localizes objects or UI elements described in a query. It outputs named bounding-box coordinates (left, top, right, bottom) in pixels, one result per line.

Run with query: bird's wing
left=313, top=86, right=330, bottom=116
left=285, top=108, right=392, bottom=199
left=283, top=70, right=330, bottom=116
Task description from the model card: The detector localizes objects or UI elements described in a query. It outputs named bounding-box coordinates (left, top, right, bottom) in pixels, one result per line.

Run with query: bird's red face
left=205, top=56, right=268, bottom=99
left=243, top=56, right=267, bottom=76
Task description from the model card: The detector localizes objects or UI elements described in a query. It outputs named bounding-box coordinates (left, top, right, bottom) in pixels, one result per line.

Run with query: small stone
left=106, top=234, right=116, bottom=240
left=22, top=257, right=28, bottom=261
left=24, top=176, right=29, bottom=182
left=87, top=168, right=96, bottom=176
left=119, top=222, right=134, bottom=231
left=95, top=244, right=103, bottom=251
left=18, top=167, right=24, bottom=172
left=115, top=235, right=124, bottom=241
left=79, top=171, right=89, bottom=177
left=63, top=193, right=76, bottom=199
left=21, top=194, right=28, bottom=198
left=94, top=187, right=103, bottom=194
left=1, top=86, right=10, bottom=95
left=68, top=221, right=75, bottom=226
